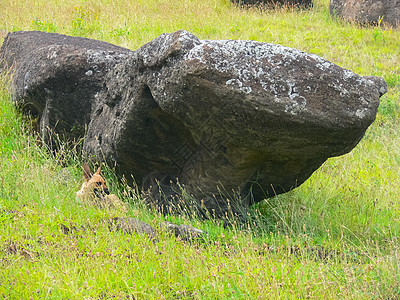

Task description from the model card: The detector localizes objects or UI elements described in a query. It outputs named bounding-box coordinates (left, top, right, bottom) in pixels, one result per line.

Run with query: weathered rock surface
left=330, top=0, right=400, bottom=27
left=89, top=30, right=386, bottom=215
left=0, top=31, right=133, bottom=140
left=231, top=0, right=313, bottom=8
left=0, top=30, right=387, bottom=217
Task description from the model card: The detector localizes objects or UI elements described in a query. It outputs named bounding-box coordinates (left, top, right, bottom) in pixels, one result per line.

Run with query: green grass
left=1, top=0, right=400, bottom=298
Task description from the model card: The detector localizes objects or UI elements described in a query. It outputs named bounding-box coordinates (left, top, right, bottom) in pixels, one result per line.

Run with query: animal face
left=77, top=163, right=109, bottom=199
left=76, top=163, right=128, bottom=213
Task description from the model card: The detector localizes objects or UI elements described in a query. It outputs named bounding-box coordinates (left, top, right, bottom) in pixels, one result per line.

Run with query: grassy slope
left=1, top=0, right=400, bottom=298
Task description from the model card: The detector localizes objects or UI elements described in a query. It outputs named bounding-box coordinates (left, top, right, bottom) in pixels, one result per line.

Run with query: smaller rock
left=109, top=217, right=156, bottom=240
left=108, top=217, right=207, bottom=243
left=162, top=221, right=207, bottom=242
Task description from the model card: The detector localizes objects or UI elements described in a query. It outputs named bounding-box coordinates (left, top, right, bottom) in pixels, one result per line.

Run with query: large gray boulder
left=86, top=30, right=386, bottom=215
left=0, top=30, right=387, bottom=217
left=330, top=0, right=400, bottom=27
left=0, top=31, right=133, bottom=140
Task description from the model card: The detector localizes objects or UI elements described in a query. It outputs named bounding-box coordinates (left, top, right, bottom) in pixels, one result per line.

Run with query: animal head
left=77, top=163, right=109, bottom=199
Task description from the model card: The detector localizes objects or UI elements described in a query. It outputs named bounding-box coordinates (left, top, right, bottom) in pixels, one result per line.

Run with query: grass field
left=1, top=0, right=400, bottom=298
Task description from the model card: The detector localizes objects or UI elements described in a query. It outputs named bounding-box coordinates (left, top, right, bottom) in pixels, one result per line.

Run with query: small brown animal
left=76, top=163, right=127, bottom=213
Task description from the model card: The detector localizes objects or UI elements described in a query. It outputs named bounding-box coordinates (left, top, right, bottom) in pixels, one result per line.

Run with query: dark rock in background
left=330, top=0, right=400, bottom=27
left=231, top=0, right=313, bottom=9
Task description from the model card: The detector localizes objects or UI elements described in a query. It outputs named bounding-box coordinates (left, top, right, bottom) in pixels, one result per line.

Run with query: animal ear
left=95, top=166, right=102, bottom=175
left=82, top=163, right=92, bottom=180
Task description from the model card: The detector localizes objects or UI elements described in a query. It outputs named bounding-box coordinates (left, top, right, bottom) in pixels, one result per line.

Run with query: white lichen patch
left=285, top=96, right=307, bottom=115
left=86, top=49, right=130, bottom=66
left=355, top=108, right=369, bottom=119
left=315, top=60, right=333, bottom=71
left=225, top=78, right=252, bottom=94
left=47, top=47, right=58, bottom=60
left=184, top=37, right=334, bottom=101
left=343, top=69, right=356, bottom=80
left=23, top=71, right=30, bottom=90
